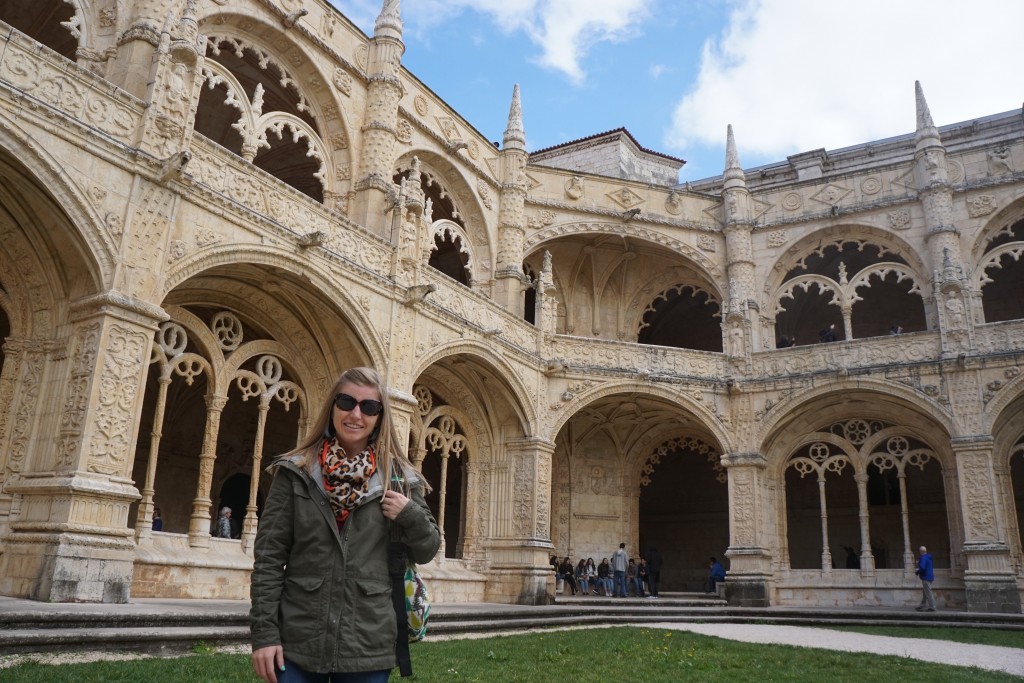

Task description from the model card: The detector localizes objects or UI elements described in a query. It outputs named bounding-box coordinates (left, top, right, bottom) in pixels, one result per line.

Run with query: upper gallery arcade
left=0, top=0, right=1021, bottom=614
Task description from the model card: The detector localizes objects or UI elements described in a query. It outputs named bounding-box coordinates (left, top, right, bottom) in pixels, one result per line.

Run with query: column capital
left=951, top=435, right=995, bottom=453
left=721, top=452, right=767, bottom=468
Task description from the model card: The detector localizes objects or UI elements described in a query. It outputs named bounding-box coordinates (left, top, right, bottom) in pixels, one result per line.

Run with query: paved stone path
left=652, top=623, right=1024, bottom=677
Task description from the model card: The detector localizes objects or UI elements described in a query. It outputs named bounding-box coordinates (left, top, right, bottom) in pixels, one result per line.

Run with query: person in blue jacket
left=707, top=557, right=726, bottom=593
left=914, top=545, right=935, bottom=611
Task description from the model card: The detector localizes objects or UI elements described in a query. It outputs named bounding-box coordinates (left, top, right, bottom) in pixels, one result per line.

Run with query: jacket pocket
left=281, top=573, right=326, bottom=642
left=351, top=578, right=395, bottom=653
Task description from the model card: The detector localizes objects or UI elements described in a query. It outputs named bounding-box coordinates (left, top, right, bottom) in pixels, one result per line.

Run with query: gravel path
left=651, top=623, right=1024, bottom=677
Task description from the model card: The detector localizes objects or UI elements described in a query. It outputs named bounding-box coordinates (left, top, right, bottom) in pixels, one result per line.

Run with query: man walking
left=915, top=545, right=936, bottom=612
left=611, top=543, right=629, bottom=598
left=645, top=546, right=663, bottom=598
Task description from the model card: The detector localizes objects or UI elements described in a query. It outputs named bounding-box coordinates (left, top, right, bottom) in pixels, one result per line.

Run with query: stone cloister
left=0, top=0, right=1022, bottom=612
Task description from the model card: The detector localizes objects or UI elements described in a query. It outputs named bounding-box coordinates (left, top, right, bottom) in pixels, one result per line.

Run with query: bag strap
left=386, top=460, right=413, bottom=677
left=388, top=541, right=413, bottom=677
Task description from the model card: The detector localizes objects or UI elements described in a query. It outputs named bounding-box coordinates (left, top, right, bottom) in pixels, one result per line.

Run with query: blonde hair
left=278, top=367, right=423, bottom=495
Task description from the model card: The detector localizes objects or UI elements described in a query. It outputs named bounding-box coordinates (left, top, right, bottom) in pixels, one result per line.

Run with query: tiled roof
left=530, top=127, right=686, bottom=165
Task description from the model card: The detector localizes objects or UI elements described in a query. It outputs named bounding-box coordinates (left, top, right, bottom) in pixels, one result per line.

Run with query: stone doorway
left=638, top=437, right=729, bottom=591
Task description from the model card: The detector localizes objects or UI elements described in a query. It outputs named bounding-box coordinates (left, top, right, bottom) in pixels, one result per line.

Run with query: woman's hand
left=381, top=489, right=410, bottom=520
left=252, top=645, right=285, bottom=683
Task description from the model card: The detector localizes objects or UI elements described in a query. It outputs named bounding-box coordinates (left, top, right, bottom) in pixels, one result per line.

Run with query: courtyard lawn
left=2, top=627, right=1020, bottom=683
left=823, top=624, right=1024, bottom=649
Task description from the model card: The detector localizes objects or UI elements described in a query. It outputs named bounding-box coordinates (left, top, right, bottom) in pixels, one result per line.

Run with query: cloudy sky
left=333, top=0, right=1024, bottom=182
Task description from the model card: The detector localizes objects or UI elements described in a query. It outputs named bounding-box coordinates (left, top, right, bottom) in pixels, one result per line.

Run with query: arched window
left=774, top=240, right=925, bottom=345
left=637, top=284, right=721, bottom=351
left=2, top=1, right=78, bottom=61
left=979, top=217, right=1024, bottom=323
left=195, top=37, right=327, bottom=202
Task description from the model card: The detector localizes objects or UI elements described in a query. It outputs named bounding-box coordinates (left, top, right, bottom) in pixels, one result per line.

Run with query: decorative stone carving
left=697, top=235, right=716, bottom=253
left=99, top=7, right=117, bottom=28
left=966, top=194, right=996, bottom=218
left=321, top=13, right=337, bottom=38
left=987, top=146, right=1012, bottom=176
left=0, top=46, right=141, bottom=142
left=477, top=180, right=493, bottom=210
left=960, top=452, right=996, bottom=539
left=331, top=133, right=348, bottom=150
left=888, top=209, right=911, bottom=230
left=564, top=175, right=584, bottom=200
left=413, top=95, right=428, bottom=117
left=55, top=323, right=100, bottom=469
left=527, top=210, right=555, bottom=229
left=396, top=119, right=413, bottom=144
left=768, top=230, right=786, bottom=247
left=810, top=183, right=851, bottom=208
left=87, top=324, right=150, bottom=476
left=665, top=190, right=682, bottom=215
left=332, top=68, right=351, bottom=96
left=608, top=186, right=643, bottom=209
left=947, top=158, right=965, bottom=183
left=861, top=177, right=882, bottom=195
left=436, top=116, right=459, bottom=141
left=781, top=192, right=802, bottom=211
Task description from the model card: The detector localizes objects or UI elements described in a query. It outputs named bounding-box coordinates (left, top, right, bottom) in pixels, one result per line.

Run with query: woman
left=597, top=557, right=611, bottom=596
left=557, top=556, right=577, bottom=595
left=575, top=558, right=589, bottom=595
left=251, top=367, right=440, bottom=683
left=585, top=557, right=597, bottom=595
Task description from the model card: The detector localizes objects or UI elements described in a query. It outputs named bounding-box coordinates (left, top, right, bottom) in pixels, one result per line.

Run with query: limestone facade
left=0, top=1, right=1022, bottom=613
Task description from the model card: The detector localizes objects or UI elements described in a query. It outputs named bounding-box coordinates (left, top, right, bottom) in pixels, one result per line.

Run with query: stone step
left=2, top=601, right=1022, bottom=658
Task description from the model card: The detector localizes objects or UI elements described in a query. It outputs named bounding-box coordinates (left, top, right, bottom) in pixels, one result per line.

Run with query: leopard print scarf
left=320, top=438, right=377, bottom=526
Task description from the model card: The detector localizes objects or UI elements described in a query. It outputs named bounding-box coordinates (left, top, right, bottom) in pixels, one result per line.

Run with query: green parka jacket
left=250, top=455, right=440, bottom=674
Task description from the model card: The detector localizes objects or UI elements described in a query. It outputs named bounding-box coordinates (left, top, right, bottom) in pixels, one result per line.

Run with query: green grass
left=2, top=627, right=1020, bottom=683
left=823, top=625, right=1024, bottom=649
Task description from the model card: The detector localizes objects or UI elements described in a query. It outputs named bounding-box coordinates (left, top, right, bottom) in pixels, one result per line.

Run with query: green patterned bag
left=404, top=563, right=430, bottom=642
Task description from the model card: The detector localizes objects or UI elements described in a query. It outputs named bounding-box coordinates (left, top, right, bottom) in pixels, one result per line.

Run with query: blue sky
left=333, top=0, right=1024, bottom=183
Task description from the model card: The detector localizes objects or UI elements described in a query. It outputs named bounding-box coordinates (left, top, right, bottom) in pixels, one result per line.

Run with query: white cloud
left=350, top=0, right=651, bottom=84
left=649, top=63, right=670, bottom=79
left=666, top=0, right=1024, bottom=167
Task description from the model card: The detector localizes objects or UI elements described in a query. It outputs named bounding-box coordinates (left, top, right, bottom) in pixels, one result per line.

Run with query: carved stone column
left=0, top=293, right=165, bottom=602
left=853, top=472, right=876, bottom=572
left=721, top=452, right=772, bottom=607
left=494, top=86, right=530, bottom=315
left=722, top=126, right=756, bottom=359
left=485, top=437, right=556, bottom=605
left=135, top=4, right=205, bottom=161
left=350, top=2, right=405, bottom=236
left=951, top=436, right=1021, bottom=613
left=187, top=393, right=227, bottom=548
left=105, top=0, right=174, bottom=98
left=534, top=251, right=558, bottom=338
left=913, top=83, right=974, bottom=356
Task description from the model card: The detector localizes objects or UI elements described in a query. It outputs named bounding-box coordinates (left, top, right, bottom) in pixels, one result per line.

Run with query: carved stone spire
left=503, top=84, right=525, bottom=151
left=723, top=124, right=745, bottom=190
left=914, top=80, right=941, bottom=150
left=374, top=0, right=403, bottom=41
left=725, top=124, right=740, bottom=169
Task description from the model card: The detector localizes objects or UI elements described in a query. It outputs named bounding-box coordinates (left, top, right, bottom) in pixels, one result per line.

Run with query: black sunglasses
left=334, top=393, right=384, bottom=416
